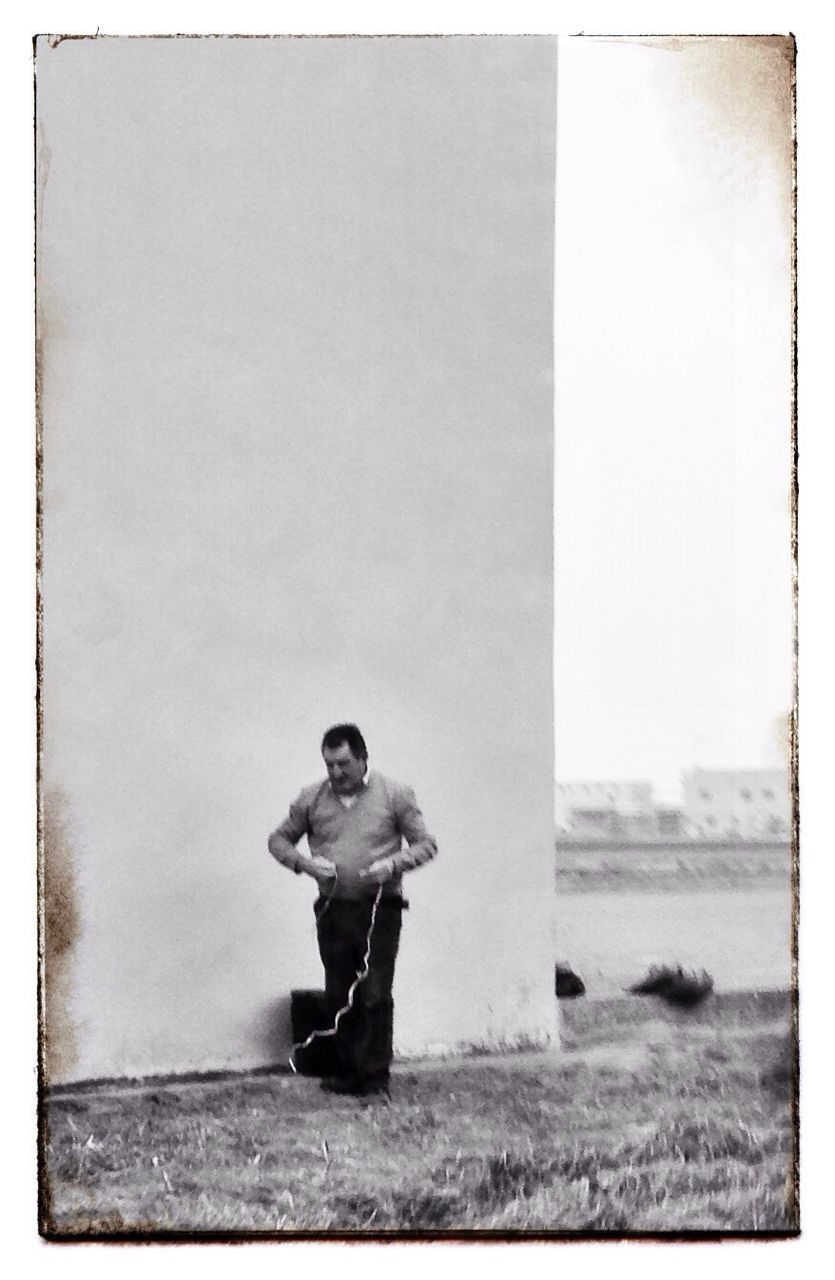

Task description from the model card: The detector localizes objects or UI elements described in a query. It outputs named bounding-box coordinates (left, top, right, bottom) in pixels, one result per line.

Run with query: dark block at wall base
left=290, top=989, right=341, bottom=1077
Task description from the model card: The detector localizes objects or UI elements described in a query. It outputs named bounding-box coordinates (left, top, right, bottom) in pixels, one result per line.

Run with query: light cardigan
left=268, top=771, right=438, bottom=900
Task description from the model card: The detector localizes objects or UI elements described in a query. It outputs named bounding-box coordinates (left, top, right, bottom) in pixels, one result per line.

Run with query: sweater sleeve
left=268, top=792, right=310, bottom=874
left=390, top=785, right=438, bottom=875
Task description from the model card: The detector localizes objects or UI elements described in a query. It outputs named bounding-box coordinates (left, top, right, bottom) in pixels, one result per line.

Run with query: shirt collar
left=330, top=768, right=369, bottom=797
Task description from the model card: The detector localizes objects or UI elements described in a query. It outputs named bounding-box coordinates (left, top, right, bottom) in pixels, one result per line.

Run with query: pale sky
left=553, top=37, right=794, bottom=801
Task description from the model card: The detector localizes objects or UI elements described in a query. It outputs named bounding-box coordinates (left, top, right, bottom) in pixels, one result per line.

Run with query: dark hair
left=321, top=723, right=368, bottom=761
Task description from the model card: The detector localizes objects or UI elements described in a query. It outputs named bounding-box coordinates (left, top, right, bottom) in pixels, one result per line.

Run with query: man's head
left=321, top=723, right=368, bottom=795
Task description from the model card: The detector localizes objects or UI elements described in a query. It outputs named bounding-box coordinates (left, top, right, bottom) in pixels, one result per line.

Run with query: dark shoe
left=352, top=1076, right=391, bottom=1098
left=321, top=1074, right=390, bottom=1098
left=319, top=1075, right=353, bottom=1093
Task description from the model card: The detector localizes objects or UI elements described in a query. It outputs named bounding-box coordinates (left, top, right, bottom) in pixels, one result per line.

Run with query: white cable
left=288, top=879, right=385, bottom=1075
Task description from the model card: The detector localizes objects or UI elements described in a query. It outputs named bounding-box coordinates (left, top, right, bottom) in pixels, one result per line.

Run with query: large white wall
left=38, top=35, right=557, bottom=1084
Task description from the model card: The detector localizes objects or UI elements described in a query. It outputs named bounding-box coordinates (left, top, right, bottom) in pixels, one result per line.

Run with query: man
left=268, top=724, right=438, bottom=1097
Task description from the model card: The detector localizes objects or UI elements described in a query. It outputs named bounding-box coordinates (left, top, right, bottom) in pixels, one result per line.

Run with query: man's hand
left=359, top=856, right=395, bottom=884
left=303, top=854, right=337, bottom=884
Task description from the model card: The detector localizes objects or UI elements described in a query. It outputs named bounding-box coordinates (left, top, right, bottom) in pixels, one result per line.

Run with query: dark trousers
left=314, top=896, right=403, bottom=1083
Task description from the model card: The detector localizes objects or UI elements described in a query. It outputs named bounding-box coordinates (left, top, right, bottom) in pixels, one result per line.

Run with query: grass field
left=43, top=991, right=796, bottom=1238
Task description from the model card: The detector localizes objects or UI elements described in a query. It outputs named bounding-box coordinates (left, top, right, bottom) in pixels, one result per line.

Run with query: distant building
left=556, top=780, right=656, bottom=839
left=681, top=768, right=791, bottom=839
left=655, top=807, right=685, bottom=838
left=556, top=780, right=652, bottom=824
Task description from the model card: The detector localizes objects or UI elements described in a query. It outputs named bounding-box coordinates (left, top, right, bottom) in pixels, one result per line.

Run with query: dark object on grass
left=555, top=963, right=586, bottom=998
left=290, top=988, right=341, bottom=1076
left=628, top=965, right=714, bottom=1007
left=629, top=965, right=678, bottom=996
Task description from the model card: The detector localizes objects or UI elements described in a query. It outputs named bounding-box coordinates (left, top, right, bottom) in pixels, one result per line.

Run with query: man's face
left=323, top=742, right=367, bottom=794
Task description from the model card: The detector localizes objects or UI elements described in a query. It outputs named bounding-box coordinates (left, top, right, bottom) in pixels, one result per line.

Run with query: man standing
left=268, top=724, right=438, bottom=1097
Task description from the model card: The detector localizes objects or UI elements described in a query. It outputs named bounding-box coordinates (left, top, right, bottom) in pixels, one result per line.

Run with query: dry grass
left=42, top=994, right=796, bottom=1237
